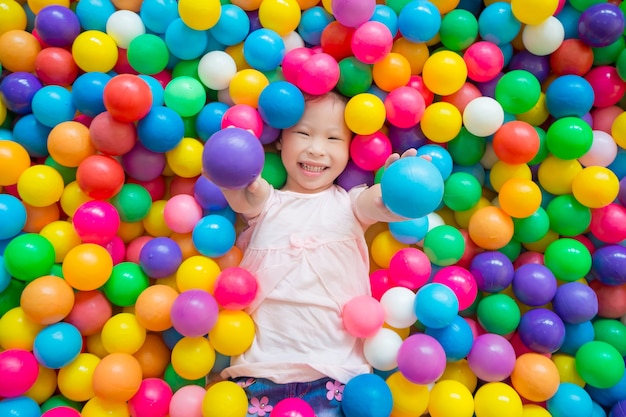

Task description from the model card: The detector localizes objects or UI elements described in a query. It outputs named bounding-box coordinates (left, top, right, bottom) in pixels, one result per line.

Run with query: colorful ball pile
left=1, top=0, right=626, bottom=416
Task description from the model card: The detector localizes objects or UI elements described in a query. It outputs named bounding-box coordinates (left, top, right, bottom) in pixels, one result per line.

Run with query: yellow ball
left=209, top=310, right=255, bottom=356
left=430, top=0, right=461, bottom=14
left=386, top=371, right=429, bottom=416
left=72, top=30, right=119, bottom=73
left=439, top=359, right=478, bottom=393
left=17, top=165, right=65, bottom=207
left=57, top=353, right=101, bottom=402
left=176, top=255, right=222, bottom=293
left=100, top=313, right=147, bottom=355
left=370, top=230, right=409, bottom=268
left=0, top=307, right=44, bottom=351
left=165, top=137, right=204, bottom=178
left=572, top=166, right=620, bottom=208
left=86, top=333, right=109, bottom=358
left=422, top=50, right=467, bottom=96
left=82, top=396, right=130, bottom=417
left=258, top=0, right=301, bottom=36
left=522, top=404, right=552, bottom=417
left=202, top=381, right=249, bottom=417
left=345, top=93, right=386, bottom=135
left=39, top=220, right=82, bottom=263
left=143, top=200, right=173, bottom=237
left=517, top=93, right=549, bottom=127
left=551, top=353, right=585, bottom=387
left=420, top=102, right=462, bottom=143
left=25, top=365, right=57, bottom=404
left=611, top=110, right=626, bottom=149
left=60, top=181, right=93, bottom=218
left=0, top=0, right=27, bottom=35
left=511, top=0, right=559, bottom=25
left=178, top=0, right=221, bottom=30
left=27, top=0, right=69, bottom=14
left=171, top=336, right=216, bottom=380
left=474, top=382, right=523, bottom=417
left=428, top=379, right=474, bottom=417
left=489, top=161, right=532, bottom=193
left=537, top=155, right=583, bottom=195
left=229, top=69, right=270, bottom=107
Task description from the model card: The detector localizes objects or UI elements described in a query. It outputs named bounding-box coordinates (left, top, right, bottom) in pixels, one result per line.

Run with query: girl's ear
left=275, top=140, right=282, bottom=151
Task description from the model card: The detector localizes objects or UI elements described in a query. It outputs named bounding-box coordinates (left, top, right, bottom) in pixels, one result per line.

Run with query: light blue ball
left=0, top=195, right=27, bottom=241
left=31, top=85, right=76, bottom=128
left=165, top=18, right=210, bottom=60
left=196, top=102, right=230, bottom=142
left=12, top=114, right=51, bottom=158
left=426, top=314, right=473, bottom=362
left=342, top=373, right=393, bottom=417
left=298, top=6, right=333, bottom=46
left=417, top=144, right=453, bottom=180
left=545, top=75, right=595, bottom=119
left=414, top=283, right=459, bottom=329
left=71, top=71, right=111, bottom=117
left=371, top=4, right=398, bottom=38
left=209, top=4, right=250, bottom=46
left=33, top=322, right=83, bottom=369
left=398, top=0, right=441, bottom=43
left=258, top=81, right=305, bottom=129
left=140, top=0, right=179, bottom=34
left=0, top=397, right=41, bottom=417
left=477, top=2, right=521, bottom=45
left=192, top=214, right=236, bottom=258
left=389, top=216, right=429, bottom=244
left=547, top=383, right=594, bottom=417
left=74, top=0, right=116, bottom=31
left=243, top=28, right=285, bottom=72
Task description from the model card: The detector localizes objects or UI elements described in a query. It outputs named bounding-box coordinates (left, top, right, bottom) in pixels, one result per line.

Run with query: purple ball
left=618, top=177, right=626, bottom=206
left=387, top=124, right=428, bottom=154
left=258, top=123, right=280, bottom=145
left=512, top=263, right=558, bottom=307
left=467, top=333, right=516, bottom=382
left=336, top=160, right=374, bottom=191
left=194, top=175, right=228, bottom=212
left=507, top=51, right=551, bottom=84
left=591, top=245, right=626, bottom=286
left=170, top=289, right=219, bottom=337
left=0, top=72, right=43, bottom=115
left=552, top=282, right=598, bottom=324
left=396, top=334, right=446, bottom=385
left=475, top=72, right=504, bottom=98
left=469, top=251, right=514, bottom=293
left=578, top=3, right=625, bottom=47
left=139, top=237, right=183, bottom=279
left=202, top=127, right=265, bottom=189
left=34, top=5, right=81, bottom=47
left=518, top=308, right=566, bottom=354
left=122, top=142, right=166, bottom=181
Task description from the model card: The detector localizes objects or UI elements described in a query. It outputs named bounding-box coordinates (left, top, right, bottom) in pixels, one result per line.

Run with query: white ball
left=379, top=286, right=417, bottom=329
left=106, top=10, right=146, bottom=49
left=463, top=96, right=505, bottom=137
left=283, top=31, right=305, bottom=53
left=479, top=141, right=499, bottom=169
left=198, top=51, right=237, bottom=91
left=522, top=16, right=564, bottom=56
left=363, top=328, right=403, bottom=371
left=578, top=130, right=618, bottom=167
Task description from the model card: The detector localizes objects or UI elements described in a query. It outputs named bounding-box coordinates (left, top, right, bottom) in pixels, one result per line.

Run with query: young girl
left=215, top=91, right=418, bottom=417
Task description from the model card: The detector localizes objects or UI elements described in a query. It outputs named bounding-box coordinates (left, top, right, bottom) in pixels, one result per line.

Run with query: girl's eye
left=328, top=137, right=343, bottom=141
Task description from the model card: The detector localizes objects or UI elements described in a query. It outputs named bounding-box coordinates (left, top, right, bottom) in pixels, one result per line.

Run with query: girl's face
left=278, top=94, right=352, bottom=194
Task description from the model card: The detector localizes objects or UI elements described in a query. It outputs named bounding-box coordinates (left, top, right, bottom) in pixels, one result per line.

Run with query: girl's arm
left=355, top=148, right=427, bottom=224
left=219, top=176, right=271, bottom=219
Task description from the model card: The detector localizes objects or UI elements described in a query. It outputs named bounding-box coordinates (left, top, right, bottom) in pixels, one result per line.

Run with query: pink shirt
left=221, top=185, right=374, bottom=383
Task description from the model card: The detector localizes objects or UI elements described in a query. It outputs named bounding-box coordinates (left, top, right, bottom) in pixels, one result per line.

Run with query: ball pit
left=1, top=0, right=626, bottom=416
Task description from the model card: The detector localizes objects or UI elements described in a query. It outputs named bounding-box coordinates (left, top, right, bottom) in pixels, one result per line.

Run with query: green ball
left=40, top=395, right=82, bottom=413
left=3, top=233, right=56, bottom=281
left=164, top=76, right=207, bottom=118
left=575, top=341, right=625, bottom=389
left=443, top=171, right=482, bottom=211
left=0, top=279, right=25, bottom=317
left=127, top=34, right=170, bottom=75
left=545, top=194, right=591, bottom=237
left=183, top=115, right=198, bottom=138
left=386, top=0, right=412, bottom=14
left=172, top=59, right=201, bottom=80
left=570, top=0, right=608, bottom=12
left=527, top=127, right=549, bottom=166
left=546, top=117, right=593, bottom=160
left=164, top=363, right=206, bottom=392
left=447, top=127, right=486, bottom=166
left=423, top=225, right=465, bottom=267
left=45, top=156, right=77, bottom=185
left=498, top=238, right=522, bottom=263
left=110, top=183, right=153, bottom=222
left=495, top=70, right=541, bottom=114
left=261, top=152, right=287, bottom=189
left=102, top=262, right=150, bottom=307
left=439, top=9, right=478, bottom=51
left=513, top=207, right=550, bottom=243
left=617, top=48, right=626, bottom=81
left=477, top=293, right=521, bottom=335
left=544, top=238, right=592, bottom=282
left=593, top=319, right=626, bottom=357
left=337, top=57, right=373, bottom=97
left=592, top=37, right=625, bottom=66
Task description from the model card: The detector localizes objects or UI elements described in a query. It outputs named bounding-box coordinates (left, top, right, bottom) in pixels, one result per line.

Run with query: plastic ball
left=271, top=397, right=315, bottom=417
left=3, top=233, right=56, bottom=282
left=64, top=290, right=112, bottom=336
left=468, top=206, right=514, bottom=250
left=0, top=0, right=27, bottom=34
left=397, top=0, right=441, bottom=43
left=379, top=286, right=417, bottom=329
left=33, top=322, right=82, bottom=369
left=463, top=41, right=505, bottom=83
left=397, top=333, right=446, bottom=384
left=128, top=378, right=172, bottom=417
left=72, top=200, right=120, bottom=245
left=467, top=332, right=516, bottom=382
left=100, top=312, right=146, bottom=354
left=512, top=263, right=557, bottom=307
left=138, top=236, right=182, bottom=279
left=0, top=30, right=41, bottom=74
left=213, top=267, right=258, bottom=310
left=169, top=385, right=205, bottom=417
left=552, top=282, right=598, bottom=324
left=41, top=407, right=81, bottom=417
left=591, top=245, right=626, bottom=286
left=170, top=290, right=219, bottom=337
left=431, top=266, right=478, bottom=311
left=477, top=293, right=520, bottom=335
left=296, top=52, right=341, bottom=95
left=388, top=216, right=429, bottom=245
left=578, top=3, right=625, bottom=48
left=163, top=193, right=203, bottom=235
left=0, top=194, right=26, bottom=240
left=20, top=275, right=74, bottom=325
left=414, top=283, right=459, bottom=329
left=164, top=18, right=209, bottom=61
left=572, top=166, right=620, bottom=209
left=71, top=30, right=118, bottom=73
left=342, top=373, right=392, bottom=417
left=0, top=349, right=39, bottom=398
left=198, top=50, right=237, bottom=91
left=164, top=76, right=207, bottom=118
left=477, top=2, right=521, bottom=45
left=384, top=85, right=426, bottom=129
left=586, top=65, right=626, bottom=109
left=201, top=381, right=248, bottom=417
left=17, top=165, right=64, bottom=208
left=462, top=96, right=504, bottom=138
left=344, top=92, right=386, bottom=135
left=221, top=104, right=264, bottom=138
left=178, top=0, right=221, bottom=30
left=518, top=308, right=566, bottom=354
left=342, top=295, right=384, bottom=338
left=576, top=341, right=625, bottom=389
left=469, top=251, right=514, bottom=293
left=547, top=382, right=593, bottom=417
left=363, top=327, right=402, bottom=371
left=47, top=121, right=95, bottom=168
left=76, top=154, right=125, bottom=200
left=62, top=243, right=113, bottom=292
left=492, top=121, right=540, bottom=165
left=423, top=225, right=465, bottom=267
left=544, top=238, right=592, bottom=282
left=331, top=0, right=374, bottom=28
left=579, top=130, right=618, bottom=168
left=101, top=262, right=149, bottom=307
left=351, top=21, right=393, bottom=65
left=474, top=382, right=523, bottom=417
left=31, top=85, right=76, bottom=127
left=0, top=72, right=42, bottom=115
left=0, top=140, right=30, bottom=186
left=243, top=28, right=285, bottom=72
left=510, top=353, right=560, bottom=402
left=422, top=50, right=468, bottom=96
left=92, top=352, right=143, bottom=402
left=208, top=309, right=255, bottom=356
left=387, top=247, right=431, bottom=290
left=522, top=16, right=565, bottom=56
left=428, top=379, right=474, bottom=417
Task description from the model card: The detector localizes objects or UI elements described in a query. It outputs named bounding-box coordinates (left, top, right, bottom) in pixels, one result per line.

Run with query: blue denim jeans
left=233, top=377, right=346, bottom=417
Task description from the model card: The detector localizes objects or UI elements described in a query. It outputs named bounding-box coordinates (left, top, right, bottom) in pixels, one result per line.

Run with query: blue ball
left=587, top=372, right=626, bottom=408
left=477, top=2, right=521, bottom=45
left=342, top=374, right=393, bottom=417
left=33, top=322, right=83, bottom=369
left=417, top=144, right=453, bottom=180
left=389, top=216, right=429, bottom=244
left=371, top=4, right=398, bottom=38
left=0, top=255, right=10, bottom=293
left=560, top=321, right=595, bottom=356
left=74, top=0, right=115, bottom=31
left=298, top=6, right=333, bottom=46
left=71, top=71, right=111, bottom=117
left=0, top=195, right=27, bottom=241
left=545, top=75, right=594, bottom=119
left=381, top=156, right=444, bottom=218
left=209, top=4, right=250, bottom=46
left=556, top=4, right=582, bottom=40
left=426, top=314, right=473, bottom=362
left=0, top=396, right=41, bottom=417
left=258, top=81, right=305, bottom=129
left=414, top=283, right=459, bottom=329
left=165, top=18, right=210, bottom=60
left=192, top=214, right=236, bottom=258
left=398, top=0, right=441, bottom=43
left=138, top=74, right=165, bottom=107
left=12, top=114, right=51, bottom=158
left=137, top=105, right=185, bottom=152
left=243, top=28, right=285, bottom=72
left=140, top=0, right=179, bottom=34
left=31, top=85, right=76, bottom=128
left=547, top=383, right=594, bottom=417
left=196, top=102, right=230, bottom=142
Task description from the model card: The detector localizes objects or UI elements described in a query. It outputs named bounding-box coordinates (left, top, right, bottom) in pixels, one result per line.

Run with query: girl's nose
left=306, top=137, right=326, bottom=156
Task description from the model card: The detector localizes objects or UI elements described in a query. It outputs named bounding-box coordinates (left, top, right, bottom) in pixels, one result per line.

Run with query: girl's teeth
left=302, top=163, right=325, bottom=172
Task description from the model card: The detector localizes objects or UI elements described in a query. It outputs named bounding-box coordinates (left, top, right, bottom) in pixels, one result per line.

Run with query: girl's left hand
left=383, top=148, right=431, bottom=169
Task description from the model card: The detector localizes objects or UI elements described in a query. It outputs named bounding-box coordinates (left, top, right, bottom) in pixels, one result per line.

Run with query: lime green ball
left=546, top=116, right=593, bottom=160
left=512, top=207, right=550, bottom=243
left=546, top=194, right=591, bottom=237
left=593, top=319, right=626, bottom=357
left=527, top=126, right=548, bottom=166
left=443, top=171, right=482, bottom=211
left=45, top=156, right=77, bottom=185
left=575, top=341, right=625, bottom=389
left=477, top=293, right=521, bottom=335
left=423, top=225, right=465, bottom=267
left=102, top=262, right=150, bottom=307
left=337, top=57, right=373, bottom=97
left=41, top=395, right=82, bottom=413
left=495, top=70, right=541, bottom=114
left=262, top=152, right=286, bottom=189
left=439, top=9, right=478, bottom=51
left=127, top=34, right=170, bottom=75
left=498, top=238, right=522, bottom=263
left=164, top=76, right=207, bottom=118
left=110, top=183, right=153, bottom=222
left=3, top=233, right=56, bottom=282
left=164, top=363, right=206, bottom=392
left=544, top=238, right=592, bottom=282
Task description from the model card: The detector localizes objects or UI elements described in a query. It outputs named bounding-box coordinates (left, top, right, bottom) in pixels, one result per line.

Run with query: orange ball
left=492, top=121, right=540, bottom=164
left=47, top=121, right=96, bottom=168
left=0, top=29, right=41, bottom=73
left=20, top=275, right=75, bottom=325
left=22, top=203, right=60, bottom=233
left=372, top=52, right=411, bottom=92
left=510, top=353, right=560, bottom=402
left=92, top=352, right=143, bottom=402
left=468, top=206, right=514, bottom=250
left=215, top=246, right=244, bottom=270
left=62, top=243, right=114, bottom=291
left=0, top=140, right=31, bottom=186
left=134, top=284, right=179, bottom=331
left=110, top=0, right=142, bottom=11
left=132, top=333, right=171, bottom=378
left=498, top=178, right=542, bottom=219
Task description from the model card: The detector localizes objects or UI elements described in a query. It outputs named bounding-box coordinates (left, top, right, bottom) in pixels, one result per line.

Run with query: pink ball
left=72, top=200, right=121, bottom=245
left=463, top=41, right=505, bottom=83
left=213, top=266, right=259, bottom=310
left=349, top=131, right=393, bottom=171
left=585, top=65, right=626, bottom=108
left=332, top=0, right=376, bottom=28
left=590, top=203, right=626, bottom=244
left=369, top=269, right=392, bottom=301
left=101, top=235, right=126, bottom=265
left=342, top=295, right=385, bottom=338
left=270, top=397, right=316, bottom=417
left=467, top=333, right=516, bottom=382
left=513, top=251, right=544, bottom=269
left=170, top=289, right=219, bottom=337
left=169, top=385, right=206, bottom=417
left=282, top=47, right=315, bottom=84
left=384, top=86, right=426, bottom=128
left=163, top=194, right=204, bottom=234
left=351, top=21, right=393, bottom=64
left=296, top=52, right=340, bottom=95
left=221, top=104, right=264, bottom=138
left=396, top=334, right=446, bottom=384
left=126, top=236, right=153, bottom=264
left=65, top=290, right=112, bottom=336
left=0, top=349, right=39, bottom=397
left=42, top=407, right=81, bottom=417
left=388, top=247, right=432, bottom=291
left=578, top=130, right=618, bottom=167
left=129, top=378, right=173, bottom=417
left=431, top=266, right=478, bottom=311
left=591, top=105, right=622, bottom=133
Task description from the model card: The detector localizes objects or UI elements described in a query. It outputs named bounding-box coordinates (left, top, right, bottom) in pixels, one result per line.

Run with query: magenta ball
left=296, top=52, right=340, bottom=95
left=431, top=266, right=478, bottom=311
left=467, top=333, right=516, bottom=382
left=202, top=127, right=265, bottom=190
left=585, top=66, right=626, bottom=108
left=396, top=334, right=446, bottom=384
left=282, top=47, right=315, bottom=84
left=213, top=266, right=259, bottom=310
left=351, top=21, right=393, bottom=64
left=72, top=200, right=121, bottom=245
left=128, top=378, right=173, bottom=417
left=221, top=104, right=264, bottom=138
left=342, top=295, right=385, bottom=338
left=41, top=407, right=81, bottom=417
left=170, top=289, right=219, bottom=337
left=464, top=41, right=505, bottom=83
left=590, top=203, right=626, bottom=244
left=384, top=86, right=426, bottom=129
left=388, top=247, right=431, bottom=290
left=0, top=349, right=39, bottom=398
left=163, top=194, right=204, bottom=234
left=271, top=397, right=316, bottom=417
left=349, top=131, right=393, bottom=172
left=122, top=142, right=166, bottom=181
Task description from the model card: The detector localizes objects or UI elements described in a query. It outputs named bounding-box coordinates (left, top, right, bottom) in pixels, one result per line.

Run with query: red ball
left=492, top=120, right=540, bottom=164
left=103, top=74, right=153, bottom=122
left=550, top=39, right=594, bottom=76
left=590, top=280, right=626, bottom=319
left=321, top=21, right=356, bottom=61
left=213, top=267, right=258, bottom=310
left=590, top=203, right=626, bottom=244
left=76, top=154, right=126, bottom=199
left=89, top=111, right=138, bottom=156
left=35, top=47, right=78, bottom=86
